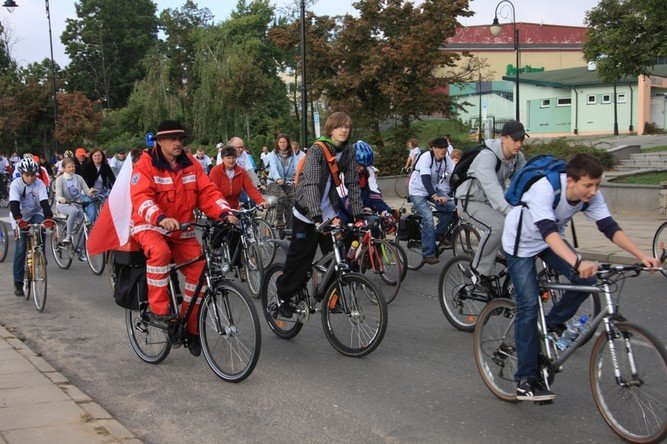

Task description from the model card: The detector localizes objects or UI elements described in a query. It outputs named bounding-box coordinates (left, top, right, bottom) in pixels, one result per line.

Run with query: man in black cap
left=454, top=119, right=527, bottom=292
left=130, top=119, right=232, bottom=356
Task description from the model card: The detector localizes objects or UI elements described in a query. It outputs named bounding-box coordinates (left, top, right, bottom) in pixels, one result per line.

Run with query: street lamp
left=490, top=0, right=520, bottom=121
left=299, top=0, right=308, bottom=152
left=3, top=0, right=59, bottom=156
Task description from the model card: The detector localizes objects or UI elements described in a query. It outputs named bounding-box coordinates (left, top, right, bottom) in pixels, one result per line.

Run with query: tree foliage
left=56, top=91, right=103, bottom=147
left=583, top=0, right=667, bottom=82
left=61, top=0, right=158, bottom=108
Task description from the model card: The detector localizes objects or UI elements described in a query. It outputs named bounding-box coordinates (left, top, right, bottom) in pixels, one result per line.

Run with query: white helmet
left=216, top=142, right=224, bottom=149
left=17, top=157, right=40, bottom=175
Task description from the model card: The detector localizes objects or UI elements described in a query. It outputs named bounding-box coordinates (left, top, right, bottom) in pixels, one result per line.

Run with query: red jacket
left=209, top=164, right=264, bottom=210
left=130, top=148, right=230, bottom=237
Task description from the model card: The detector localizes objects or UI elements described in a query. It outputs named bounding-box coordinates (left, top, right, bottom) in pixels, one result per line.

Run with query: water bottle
left=556, top=315, right=588, bottom=351
left=347, top=240, right=360, bottom=260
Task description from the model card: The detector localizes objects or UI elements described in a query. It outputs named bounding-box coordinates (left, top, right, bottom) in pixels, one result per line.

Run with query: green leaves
left=583, top=0, right=667, bottom=82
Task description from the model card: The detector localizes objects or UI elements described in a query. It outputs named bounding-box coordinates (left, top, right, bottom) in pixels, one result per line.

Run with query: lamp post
left=299, top=0, right=308, bottom=151
left=3, top=0, right=58, bottom=156
left=490, top=0, right=520, bottom=121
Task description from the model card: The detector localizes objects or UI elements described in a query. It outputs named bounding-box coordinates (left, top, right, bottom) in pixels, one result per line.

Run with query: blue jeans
left=82, top=192, right=106, bottom=224
left=409, top=191, right=456, bottom=257
left=505, top=244, right=596, bottom=382
left=13, top=214, right=44, bottom=283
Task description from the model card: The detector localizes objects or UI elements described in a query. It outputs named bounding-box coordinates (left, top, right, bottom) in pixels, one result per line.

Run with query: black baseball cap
left=501, top=120, right=529, bottom=140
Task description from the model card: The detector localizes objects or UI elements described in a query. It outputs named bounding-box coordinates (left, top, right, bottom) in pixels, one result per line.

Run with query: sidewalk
left=386, top=197, right=666, bottom=265
left=0, top=324, right=139, bottom=443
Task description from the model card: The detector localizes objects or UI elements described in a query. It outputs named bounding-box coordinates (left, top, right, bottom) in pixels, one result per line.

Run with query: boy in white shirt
left=502, top=153, right=659, bottom=401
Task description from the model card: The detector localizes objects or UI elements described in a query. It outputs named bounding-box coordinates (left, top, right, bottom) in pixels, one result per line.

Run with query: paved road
left=1, top=230, right=665, bottom=443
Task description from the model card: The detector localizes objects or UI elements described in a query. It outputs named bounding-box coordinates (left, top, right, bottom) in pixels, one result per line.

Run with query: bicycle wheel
left=253, top=217, right=276, bottom=267
left=107, top=251, right=117, bottom=291
left=394, top=175, right=408, bottom=200
left=652, top=221, right=667, bottom=277
left=264, top=206, right=277, bottom=227
left=439, top=255, right=489, bottom=332
left=199, top=281, right=261, bottom=382
left=23, top=254, right=32, bottom=301
left=260, top=262, right=303, bottom=339
left=84, top=227, right=105, bottom=275
left=321, top=273, right=387, bottom=357
left=32, top=250, right=47, bottom=312
left=125, top=306, right=171, bottom=364
left=590, top=321, right=667, bottom=443
left=358, top=239, right=403, bottom=304
left=50, top=220, right=72, bottom=269
left=473, top=298, right=518, bottom=402
left=243, top=242, right=264, bottom=298
left=0, top=221, right=8, bottom=262
left=394, top=237, right=424, bottom=271
left=451, top=223, right=481, bottom=258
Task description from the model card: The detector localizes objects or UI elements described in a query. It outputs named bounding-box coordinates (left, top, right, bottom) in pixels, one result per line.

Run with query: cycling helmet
left=17, top=157, right=40, bottom=175
left=353, top=140, right=374, bottom=166
left=64, top=150, right=74, bottom=158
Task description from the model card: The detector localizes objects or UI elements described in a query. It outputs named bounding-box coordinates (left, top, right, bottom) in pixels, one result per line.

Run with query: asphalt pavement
left=1, top=205, right=664, bottom=442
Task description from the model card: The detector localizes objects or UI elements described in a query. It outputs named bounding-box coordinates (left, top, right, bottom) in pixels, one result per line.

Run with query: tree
left=61, top=0, right=158, bottom=109
left=583, top=0, right=667, bottom=82
left=56, top=91, right=103, bottom=146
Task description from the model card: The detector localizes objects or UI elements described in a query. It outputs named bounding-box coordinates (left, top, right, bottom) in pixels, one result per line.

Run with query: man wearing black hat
left=455, top=120, right=527, bottom=292
left=130, top=120, right=232, bottom=356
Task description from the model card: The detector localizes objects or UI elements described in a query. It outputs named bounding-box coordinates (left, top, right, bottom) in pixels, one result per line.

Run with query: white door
left=650, top=95, right=666, bottom=129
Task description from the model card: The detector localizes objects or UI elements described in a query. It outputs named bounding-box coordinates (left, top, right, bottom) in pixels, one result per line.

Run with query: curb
left=0, top=325, right=140, bottom=443
left=581, top=251, right=637, bottom=266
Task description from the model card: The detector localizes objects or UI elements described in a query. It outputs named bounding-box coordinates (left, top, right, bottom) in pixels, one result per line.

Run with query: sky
left=0, top=0, right=601, bottom=68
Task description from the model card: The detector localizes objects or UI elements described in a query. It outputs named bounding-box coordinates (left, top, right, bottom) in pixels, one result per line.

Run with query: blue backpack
left=505, top=154, right=566, bottom=208
left=505, top=154, right=588, bottom=255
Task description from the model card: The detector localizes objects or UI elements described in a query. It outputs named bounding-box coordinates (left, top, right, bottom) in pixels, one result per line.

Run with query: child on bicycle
left=9, top=157, right=54, bottom=296
left=54, top=157, right=97, bottom=245
left=502, top=153, right=659, bottom=401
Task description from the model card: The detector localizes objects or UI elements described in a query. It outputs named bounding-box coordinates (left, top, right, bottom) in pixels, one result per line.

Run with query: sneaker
left=276, top=300, right=294, bottom=318
left=79, top=253, right=87, bottom=262
left=14, top=282, right=24, bottom=297
left=471, top=273, right=494, bottom=296
left=516, top=377, right=556, bottom=401
left=62, top=235, right=71, bottom=244
left=547, top=323, right=567, bottom=337
left=187, top=334, right=201, bottom=357
left=423, top=256, right=439, bottom=265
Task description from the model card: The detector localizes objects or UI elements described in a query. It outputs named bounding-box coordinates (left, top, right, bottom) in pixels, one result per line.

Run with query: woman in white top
left=54, top=157, right=96, bottom=243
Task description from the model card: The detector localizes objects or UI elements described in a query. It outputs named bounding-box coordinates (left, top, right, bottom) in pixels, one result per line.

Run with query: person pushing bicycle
left=130, top=120, right=232, bottom=356
left=501, top=153, right=660, bottom=401
left=9, top=157, right=54, bottom=296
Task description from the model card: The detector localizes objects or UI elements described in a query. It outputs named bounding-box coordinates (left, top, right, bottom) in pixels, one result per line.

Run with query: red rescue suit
left=130, top=148, right=230, bottom=334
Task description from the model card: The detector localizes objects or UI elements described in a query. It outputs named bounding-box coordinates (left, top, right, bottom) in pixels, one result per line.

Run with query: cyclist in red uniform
left=130, top=120, right=231, bottom=356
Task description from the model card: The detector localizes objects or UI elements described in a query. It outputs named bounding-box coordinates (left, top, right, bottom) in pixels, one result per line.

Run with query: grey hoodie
left=454, top=138, right=526, bottom=215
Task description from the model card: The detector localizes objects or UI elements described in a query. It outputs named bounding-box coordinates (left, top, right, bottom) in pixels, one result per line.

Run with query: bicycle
left=50, top=199, right=105, bottom=275
left=0, top=220, right=8, bottom=262
left=394, top=204, right=480, bottom=270
left=252, top=211, right=277, bottom=268
left=0, top=174, right=10, bottom=208
left=393, top=167, right=411, bottom=200
left=440, top=255, right=601, bottom=334
left=652, top=220, right=667, bottom=277
left=205, top=207, right=264, bottom=298
left=124, top=220, right=261, bottom=382
left=260, top=223, right=388, bottom=358
left=473, top=263, right=666, bottom=443
left=17, top=221, right=52, bottom=312
left=349, top=214, right=406, bottom=304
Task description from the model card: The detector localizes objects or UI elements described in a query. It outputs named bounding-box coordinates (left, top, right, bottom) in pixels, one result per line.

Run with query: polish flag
left=86, top=158, right=133, bottom=256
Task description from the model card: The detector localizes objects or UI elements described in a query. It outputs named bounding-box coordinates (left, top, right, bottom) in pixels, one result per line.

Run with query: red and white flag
left=86, top=158, right=133, bottom=256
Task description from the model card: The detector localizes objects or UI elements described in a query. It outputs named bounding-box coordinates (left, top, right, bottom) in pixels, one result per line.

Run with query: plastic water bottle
left=556, top=315, right=589, bottom=351
left=347, top=240, right=360, bottom=260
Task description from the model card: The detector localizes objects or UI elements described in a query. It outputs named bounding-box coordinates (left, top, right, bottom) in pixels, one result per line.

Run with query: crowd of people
left=1, top=114, right=660, bottom=402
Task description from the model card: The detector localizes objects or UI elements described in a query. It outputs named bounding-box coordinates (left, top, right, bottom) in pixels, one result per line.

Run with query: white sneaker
left=62, top=235, right=71, bottom=244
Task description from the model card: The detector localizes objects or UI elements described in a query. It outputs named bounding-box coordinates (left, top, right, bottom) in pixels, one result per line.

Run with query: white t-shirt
left=408, top=151, right=454, bottom=197
left=293, top=150, right=306, bottom=164
left=9, top=177, right=48, bottom=227
left=409, top=147, right=421, bottom=161
left=260, top=152, right=270, bottom=168
left=195, top=154, right=212, bottom=171
left=501, top=174, right=611, bottom=257
left=218, top=151, right=253, bottom=172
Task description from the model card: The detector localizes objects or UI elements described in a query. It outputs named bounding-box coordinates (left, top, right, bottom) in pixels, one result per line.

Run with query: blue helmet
left=353, top=140, right=374, bottom=166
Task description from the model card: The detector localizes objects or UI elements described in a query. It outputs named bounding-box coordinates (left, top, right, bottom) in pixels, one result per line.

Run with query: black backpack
left=113, top=264, right=147, bottom=310
left=449, top=144, right=500, bottom=194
